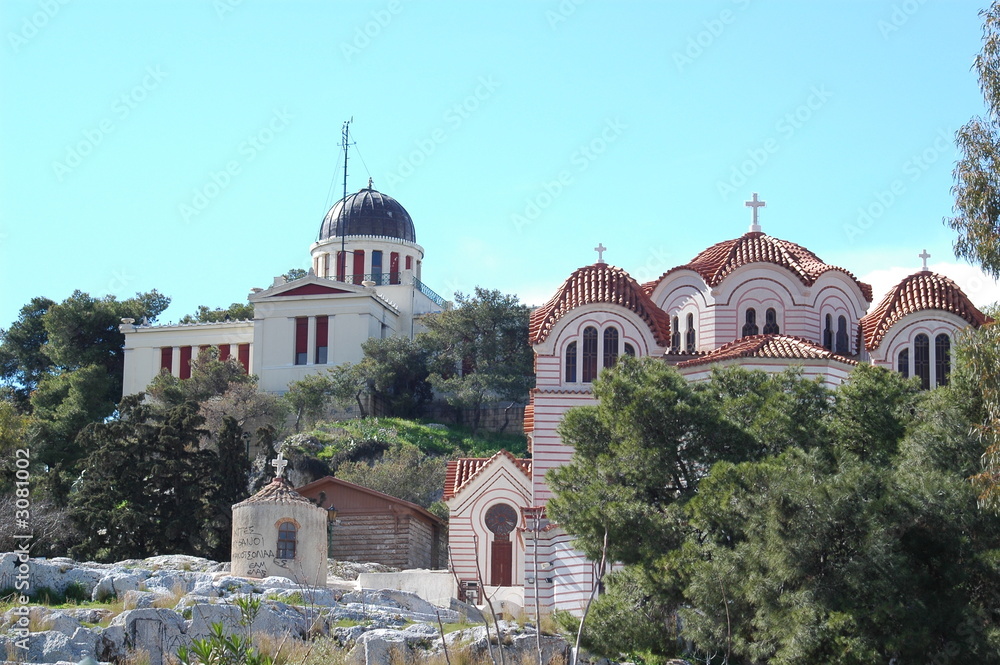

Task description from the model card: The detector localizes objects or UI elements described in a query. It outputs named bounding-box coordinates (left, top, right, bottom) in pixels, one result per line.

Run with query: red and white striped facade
left=447, top=229, right=990, bottom=618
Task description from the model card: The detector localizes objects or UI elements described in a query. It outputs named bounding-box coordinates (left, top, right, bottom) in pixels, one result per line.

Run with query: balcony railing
left=414, top=277, right=447, bottom=308
left=323, top=272, right=448, bottom=308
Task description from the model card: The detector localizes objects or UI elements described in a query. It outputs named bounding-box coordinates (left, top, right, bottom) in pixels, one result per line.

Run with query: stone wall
left=332, top=514, right=445, bottom=569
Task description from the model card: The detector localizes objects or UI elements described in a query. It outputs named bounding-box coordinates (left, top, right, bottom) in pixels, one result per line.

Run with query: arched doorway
left=485, top=503, right=518, bottom=586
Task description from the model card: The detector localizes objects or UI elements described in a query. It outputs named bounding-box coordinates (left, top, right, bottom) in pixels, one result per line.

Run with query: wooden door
left=491, top=539, right=513, bottom=586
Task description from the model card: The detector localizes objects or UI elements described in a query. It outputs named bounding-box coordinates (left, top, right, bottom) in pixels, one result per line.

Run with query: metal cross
left=919, top=249, right=930, bottom=272
left=594, top=243, right=607, bottom=264
left=271, top=452, right=288, bottom=479
left=745, top=192, right=766, bottom=232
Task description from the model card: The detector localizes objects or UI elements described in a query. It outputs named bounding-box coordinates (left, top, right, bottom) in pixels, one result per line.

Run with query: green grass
left=312, top=417, right=528, bottom=459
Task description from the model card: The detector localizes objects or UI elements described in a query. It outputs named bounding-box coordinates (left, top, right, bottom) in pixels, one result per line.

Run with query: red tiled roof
left=529, top=263, right=672, bottom=345
left=860, top=271, right=990, bottom=351
left=675, top=334, right=858, bottom=369
left=443, top=450, right=531, bottom=501
left=233, top=477, right=315, bottom=507
left=523, top=402, right=534, bottom=436
left=644, top=232, right=873, bottom=301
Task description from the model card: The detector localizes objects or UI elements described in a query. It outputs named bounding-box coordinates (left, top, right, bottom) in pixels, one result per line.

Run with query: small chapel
left=445, top=193, right=992, bottom=617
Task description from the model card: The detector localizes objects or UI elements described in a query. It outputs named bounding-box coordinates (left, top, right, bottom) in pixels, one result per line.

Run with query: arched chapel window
left=671, top=316, right=681, bottom=352
left=685, top=313, right=696, bottom=353
left=914, top=334, right=930, bottom=390
left=624, top=343, right=635, bottom=357
left=603, top=328, right=619, bottom=368
left=763, top=308, right=780, bottom=335
left=565, top=341, right=577, bottom=383
left=935, top=334, right=951, bottom=387
left=742, top=309, right=758, bottom=337
left=277, top=522, right=297, bottom=559
left=897, top=348, right=909, bottom=378
left=823, top=314, right=834, bottom=350
left=582, top=327, right=598, bottom=382
left=835, top=316, right=849, bottom=355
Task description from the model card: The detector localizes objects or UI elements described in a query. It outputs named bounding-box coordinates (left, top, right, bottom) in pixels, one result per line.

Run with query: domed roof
left=644, top=232, right=873, bottom=301
left=319, top=182, right=416, bottom=243
left=860, top=271, right=990, bottom=351
left=529, top=262, right=673, bottom=346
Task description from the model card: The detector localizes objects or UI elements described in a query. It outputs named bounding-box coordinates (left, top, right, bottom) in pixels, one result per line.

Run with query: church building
left=445, top=193, right=992, bottom=617
left=119, top=181, right=447, bottom=397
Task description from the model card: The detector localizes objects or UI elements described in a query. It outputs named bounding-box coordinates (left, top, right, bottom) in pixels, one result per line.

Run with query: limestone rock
left=91, top=570, right=147, bottom=601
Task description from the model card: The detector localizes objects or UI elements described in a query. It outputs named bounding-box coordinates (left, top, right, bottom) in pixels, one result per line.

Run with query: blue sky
left=2, top=0, right=998, bottom=329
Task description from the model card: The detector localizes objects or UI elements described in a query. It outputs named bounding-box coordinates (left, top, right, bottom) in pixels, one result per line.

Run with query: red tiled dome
left=644, top=232, right=873, bottom=301
left=860, top=271, right=989, bottom=351
left=529, top=263, right=672, bottom=345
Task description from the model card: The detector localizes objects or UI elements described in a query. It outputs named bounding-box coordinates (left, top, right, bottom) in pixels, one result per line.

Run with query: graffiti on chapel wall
left=233, top=524, right=275, bottom=577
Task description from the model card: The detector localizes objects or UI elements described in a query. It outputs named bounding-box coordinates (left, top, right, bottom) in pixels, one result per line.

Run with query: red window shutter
left=405, top=255, right=412, bottom=270
left=336, top=252, right=345, bottom=281
left=160, top=347, right=173, bottom=372
left=390, top=252, right=400, bottom=284
left=237, top=344, right=250, bottom=373
left=352, top=250, right=365, bottom=285
left=295, top=317, right=308, bottom=355
left=179, top=346, right=192, bottom=380
left=218, top=344, right=231, bottom=362
left=315, top=316, right=328, bottom=361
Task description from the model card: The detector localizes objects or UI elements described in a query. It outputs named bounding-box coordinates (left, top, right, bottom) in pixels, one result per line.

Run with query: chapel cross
left=594, top=243, right=607, bottom=264
left=745, top=192, right=766, bottom=232
left=271, top=452, right=288, bottom=479
left=919, top=249, right=931, bottom=272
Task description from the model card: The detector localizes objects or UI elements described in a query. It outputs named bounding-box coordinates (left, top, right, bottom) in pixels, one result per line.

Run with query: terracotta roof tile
left=443, top=450, right=531, bottom=501
left=233, top=477, right=315, bottom=507
left=644, top=232, right=873, bottom=301
left=675, top=334, right=858, bottom=369
left=860, top=271, right=990, bottom=351
left=529, top=263, right=672, bottom=346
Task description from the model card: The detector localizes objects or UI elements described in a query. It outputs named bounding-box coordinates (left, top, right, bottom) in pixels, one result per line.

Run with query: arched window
left=623, top=343, right=635, bottom=357
left=565, top=341, right=577, bottom=382
left=763, top=308, right=780, bottom=334
left=742, top=308, right=758, bottom=337
left=603, top=328, right=619, bottom=368
left=835, top=316, right=849, bottom=354
left=914, top=334, right=930, bottom=390
left=671, top=316, right=681, bottom=352
left=277, top=522, right=297, bottom=559
left=823, top=314, right=834, bottom=350
left=582, top=327, right=598, bottom=382
left=897, top=348, right=909, bottom=378
left=935, top=334, right=951, bottom=387
left=685, top=313, right=696, bottom=353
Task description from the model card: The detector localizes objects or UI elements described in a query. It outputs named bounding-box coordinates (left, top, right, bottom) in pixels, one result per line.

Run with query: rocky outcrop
left=0, top=555, right=575, bottom=665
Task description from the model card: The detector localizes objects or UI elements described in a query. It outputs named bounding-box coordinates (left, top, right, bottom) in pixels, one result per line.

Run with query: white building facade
left=120, top=184, right=446, bottom=397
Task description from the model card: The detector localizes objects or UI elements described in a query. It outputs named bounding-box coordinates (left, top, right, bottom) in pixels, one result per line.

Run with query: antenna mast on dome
left=340, top=118, right=355, bottom=274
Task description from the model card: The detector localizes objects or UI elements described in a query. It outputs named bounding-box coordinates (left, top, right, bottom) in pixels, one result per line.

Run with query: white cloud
left=859, top=262, right=1000, bottom=309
